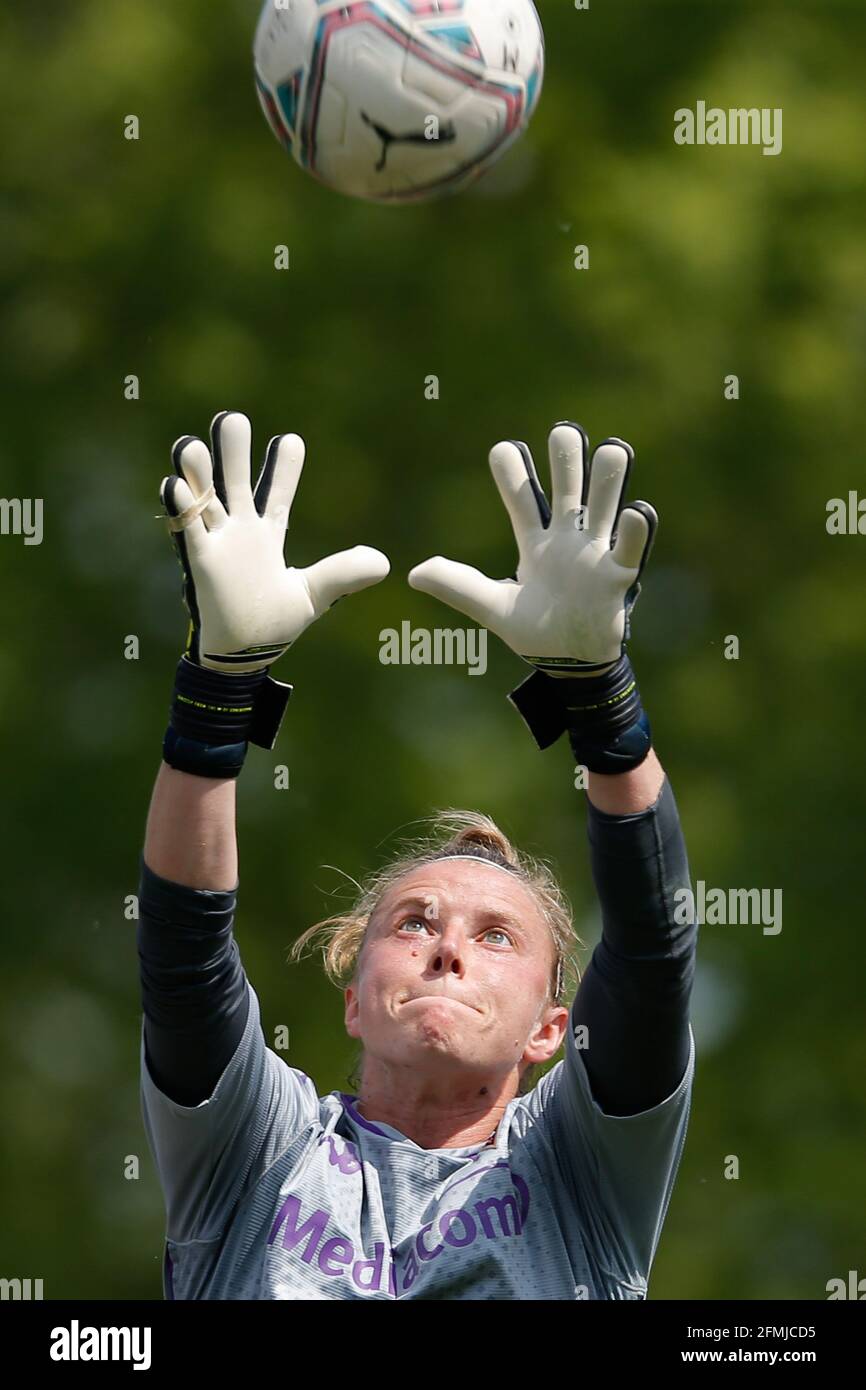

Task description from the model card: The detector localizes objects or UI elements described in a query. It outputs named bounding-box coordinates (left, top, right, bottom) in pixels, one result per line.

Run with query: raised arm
left=138, top=410, right=390, bottom=1106
left=587, top=747, right=664, bottom=816
left=576, top=751, right=695, bottom=1116
left=409, top=420, right=695, bottom=1116
left=144, top=767, right=237, bottom=890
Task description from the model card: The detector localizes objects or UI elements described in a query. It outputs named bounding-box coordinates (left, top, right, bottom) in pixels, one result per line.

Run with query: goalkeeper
left=138, top=410, right=696, bottom=1301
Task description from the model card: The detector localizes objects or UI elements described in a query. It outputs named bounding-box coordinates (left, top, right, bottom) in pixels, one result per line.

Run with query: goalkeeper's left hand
left=408, top=422, right=656, bottom=673
left=408, top=421, right=658, bottom=771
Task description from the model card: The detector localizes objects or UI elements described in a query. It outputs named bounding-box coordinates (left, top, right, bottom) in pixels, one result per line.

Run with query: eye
left=398, top=916, right=432, bottom=935
left=480, top=926, right=512, bottom=947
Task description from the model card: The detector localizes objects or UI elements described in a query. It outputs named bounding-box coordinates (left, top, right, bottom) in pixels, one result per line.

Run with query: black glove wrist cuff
left=168, top=655, right=293, bottom=749
left=162, top=727, right=249, bottom=780
left=557, top=653, right=643, bottom=739
left=569, top=708, right=652, bottom=775
left=508, top=653, right=651, bottom=771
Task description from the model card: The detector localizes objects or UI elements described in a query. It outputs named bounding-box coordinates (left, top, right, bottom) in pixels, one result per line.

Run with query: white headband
left=430, top=853, right=519, bottom=875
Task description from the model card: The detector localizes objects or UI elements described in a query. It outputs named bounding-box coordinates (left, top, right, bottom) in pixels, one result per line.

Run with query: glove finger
left=586, top=438, right=633, bottom=543
left=171, top=435, right=229, bottom=531
left=254, top=433, right=305, bottom=526
left=611, top=502, right=658, bottom=574
left=302, top=545, right=390, bottom=619
left=548, top=422, right=588, bottom=524
left=160, top=475, right=208, bottom=562
left=489, top=441, right=550, bottom=548
left=408, top=556, right=512, bottom=630
left=210, top=411, right=256, bottom=519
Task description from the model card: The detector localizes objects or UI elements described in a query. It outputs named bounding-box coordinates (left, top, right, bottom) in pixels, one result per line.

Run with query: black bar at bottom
left=2, top=1298, right=861, bottom=1376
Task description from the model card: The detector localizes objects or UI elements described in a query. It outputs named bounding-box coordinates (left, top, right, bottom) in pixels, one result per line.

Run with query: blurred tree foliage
left=0, top=0, right=864, bottom=1299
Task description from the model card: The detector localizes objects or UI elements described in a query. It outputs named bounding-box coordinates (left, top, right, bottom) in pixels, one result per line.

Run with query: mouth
left=403, top=994, right=479, bottom=1014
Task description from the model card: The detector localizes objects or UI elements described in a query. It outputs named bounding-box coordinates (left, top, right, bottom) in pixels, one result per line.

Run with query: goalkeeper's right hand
left=161, top=410, right=390, bottom=674
left=157, top=410, right=390, bottom=776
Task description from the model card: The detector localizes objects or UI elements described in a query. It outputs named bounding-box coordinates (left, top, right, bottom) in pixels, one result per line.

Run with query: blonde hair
left=289, top=810, right=583, bottom=1097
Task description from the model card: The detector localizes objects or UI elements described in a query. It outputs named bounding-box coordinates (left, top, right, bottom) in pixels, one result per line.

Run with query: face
left=344, top=859, right=569, bottom=1088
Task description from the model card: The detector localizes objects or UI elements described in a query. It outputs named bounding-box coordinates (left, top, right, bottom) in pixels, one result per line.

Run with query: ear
left=344, top=984, right=361, bottom=1040
left=522, top=1004, right=570, bottom=1067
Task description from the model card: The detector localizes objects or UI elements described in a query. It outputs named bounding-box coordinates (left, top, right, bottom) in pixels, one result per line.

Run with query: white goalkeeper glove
left=159, top=410, right=389, bottom=774
left=409, top=422, right=655, bottom=673
left=409, top=422, right=657, bottom=769
left=162, top=410, right=390, bottom=674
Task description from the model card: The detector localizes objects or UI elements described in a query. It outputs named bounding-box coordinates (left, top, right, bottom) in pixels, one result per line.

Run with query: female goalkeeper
left=138, top=410, right=696, bottom=1301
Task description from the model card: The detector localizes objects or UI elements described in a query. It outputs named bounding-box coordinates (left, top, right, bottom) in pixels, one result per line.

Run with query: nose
left=429, top=932, right=465, bottom=979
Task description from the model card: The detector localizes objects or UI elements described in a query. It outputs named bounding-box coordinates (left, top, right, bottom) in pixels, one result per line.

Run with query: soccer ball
left=253, top=0, right=545, bottom=203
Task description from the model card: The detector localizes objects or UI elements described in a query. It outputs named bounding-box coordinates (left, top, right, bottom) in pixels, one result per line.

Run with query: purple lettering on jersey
left=352, top=1242, right=386, bottom=1292
left=416, top=1222, right=444, bottom=1261
left=401, top=1247, right=420, bottom=1293
left=318, top=1237, right=354, bottom=1275
left=439, top=1209, right=476, bottom=1248
left=266, top=1164, right=533, bottom=1297
left=320, top=1134, right=362, bottom=1175
left=510, top=1170, right=531, bottom=1226
left=474, top=1192, right=522, bottom=1238
left=267, top=1195, right=328, bottom=1262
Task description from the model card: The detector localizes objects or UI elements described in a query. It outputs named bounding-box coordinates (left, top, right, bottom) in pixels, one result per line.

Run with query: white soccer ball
left=253, top=0, right=545, bottom=203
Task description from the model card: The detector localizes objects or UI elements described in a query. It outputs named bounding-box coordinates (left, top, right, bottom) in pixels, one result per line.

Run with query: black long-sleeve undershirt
left=573, top=775, right=696, bottom=1115
left=137, top=862, right=248, bottom=1108
left=137, top=774, right=696, bottom=1115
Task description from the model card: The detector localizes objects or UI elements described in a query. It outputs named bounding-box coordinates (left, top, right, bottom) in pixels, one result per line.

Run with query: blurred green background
left=1, top=0, right=864, bottom=1300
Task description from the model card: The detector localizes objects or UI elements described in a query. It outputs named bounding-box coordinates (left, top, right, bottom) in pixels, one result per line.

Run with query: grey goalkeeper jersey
left=141, top=980, right=694, bottom=1301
